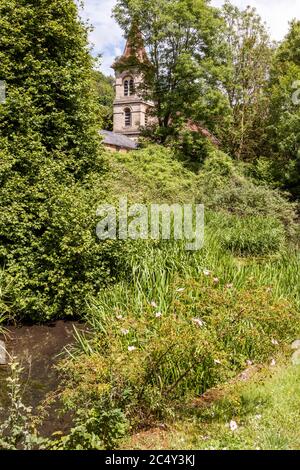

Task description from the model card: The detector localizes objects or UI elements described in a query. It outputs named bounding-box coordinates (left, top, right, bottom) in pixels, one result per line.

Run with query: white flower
left=229, top=420, right=238, bottom=432
left=121, top=328, right=129, bottom=336
left=246, top=360, right=253, bottom=366
left=254, top=414, right=262, bottom=420
left=213, top=277, right=219, bottom=284
left=128, top=346, right=136, bottom=352
left=155, top=311, right=162, bottom=318
left=116, top=315, right=123, bottom=320
left=214, top=359, right=222, bottom=365
left=192, top=317, right=205, bottom=327
left=150, top=301, right=158, bottom=308
left=226, top=283, right=233, bottom=289
left=271, top=338, right=279, bottom=345
left=270, top=359, right=276, bottom=367
left=203, top=269, right=211, bottom=276
left=176, top=287, right=185, bottom=292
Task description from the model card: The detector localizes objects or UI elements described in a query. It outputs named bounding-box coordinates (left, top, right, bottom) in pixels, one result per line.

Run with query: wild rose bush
left=58, top=274, right=300, bottom=445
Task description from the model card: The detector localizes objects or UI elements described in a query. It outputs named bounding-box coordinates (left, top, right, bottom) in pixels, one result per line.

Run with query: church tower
left=112, top=24, right=154, bottom=141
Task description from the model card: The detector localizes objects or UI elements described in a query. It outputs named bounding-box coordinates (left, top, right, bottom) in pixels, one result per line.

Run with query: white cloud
left=80, top=0, right=123, bottom=75
left=212, top=0, right=299, bottom=40
left=82, top=0, right=300, bottom=75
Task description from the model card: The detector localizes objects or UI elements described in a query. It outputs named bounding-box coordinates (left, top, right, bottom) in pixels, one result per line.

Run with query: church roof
left=112, top=22, right=150, bottom=69
left=100, top=130, right=138, bottom=150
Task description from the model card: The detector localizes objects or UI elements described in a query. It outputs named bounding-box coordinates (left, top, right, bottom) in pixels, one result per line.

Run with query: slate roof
left=100, top=130, right=138, bottom=150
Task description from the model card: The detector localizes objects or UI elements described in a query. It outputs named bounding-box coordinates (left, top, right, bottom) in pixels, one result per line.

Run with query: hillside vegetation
left=45, top=145, right=300, bottom=450
left=1, top=0, right=300, bottom=452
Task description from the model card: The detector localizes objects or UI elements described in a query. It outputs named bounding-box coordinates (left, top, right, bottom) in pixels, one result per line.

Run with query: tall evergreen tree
left=0, top=0, right=113, bottom=320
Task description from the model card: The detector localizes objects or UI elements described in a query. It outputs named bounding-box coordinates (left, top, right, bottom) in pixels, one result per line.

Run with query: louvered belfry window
left=124, top=78, right=134, bottom=96
left=124, top=108, right=131, bottom=127
left=129, top=79, right=134, bottom=95
left=124, top=80, right=129, bottom=96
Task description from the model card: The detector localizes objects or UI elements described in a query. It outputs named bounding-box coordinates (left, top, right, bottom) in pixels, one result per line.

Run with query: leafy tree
left=267, top=20, right=300, bottom=198
left=113, top=0, right=229, bottom=142
left=0, top=0, right=116, bottom=320
left=92, top=70, right=114, bottom=131
left=220, top=1, right=273, bottom=161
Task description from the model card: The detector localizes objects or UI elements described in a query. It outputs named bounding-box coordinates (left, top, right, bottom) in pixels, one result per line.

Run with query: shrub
left=196, top=150, right=298, bottom=240
left=0, top=0, right=117, bottom=321
left=1, top=177, right=123, bottom=321
left=50, top=404, right=128, bottom=450
left=102, top=144, right=197, bottom=205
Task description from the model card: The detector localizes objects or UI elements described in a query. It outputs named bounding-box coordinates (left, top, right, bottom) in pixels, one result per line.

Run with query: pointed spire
left=112, top=22, right=150, bottom=70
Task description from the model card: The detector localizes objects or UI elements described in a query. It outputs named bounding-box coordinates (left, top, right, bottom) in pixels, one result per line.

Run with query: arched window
left=129, top=79, right=134, bottom=95
left=124, top=108, right=131, bottom=127
left=124, top=77, right=134, bottom=96
left=124, top=80, right=129, bottom=96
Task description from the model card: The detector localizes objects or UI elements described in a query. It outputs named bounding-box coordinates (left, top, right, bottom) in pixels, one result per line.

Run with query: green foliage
left=92, top=70, right=114, bottom=131
left=102, top=144, right=197, bottom=204
left=113, top=0, right=229, bottom=140
left=54, top=227, right=300, bottom=443
left=0, top=0, right=118, bottom=321
left=196, top=150, right=298, bottom=240
left=50, top=405, right=128, bottom=450
left=126, top=362, right=300, bottom=450
left=171, top=129, right=216, bottom=168
left=58, top=263, right=299, bottom=441
left=1, top=178, right=123, bottom=321
left=217, top=214, right=285, bottom=256
left=220, top=1, right=273, bottom=160
left=267, top=20, right=300, bottom=198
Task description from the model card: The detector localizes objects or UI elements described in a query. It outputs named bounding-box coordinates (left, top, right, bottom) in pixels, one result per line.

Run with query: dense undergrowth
left=1, top=144, right=300, bottom=449
left=1, top=0, right=299, bottom=452
left=48, top=146, right=300, bottom=449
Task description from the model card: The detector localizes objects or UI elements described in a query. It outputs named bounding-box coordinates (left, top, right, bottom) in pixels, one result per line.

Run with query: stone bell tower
left=112, top=23, right=154, bottom=141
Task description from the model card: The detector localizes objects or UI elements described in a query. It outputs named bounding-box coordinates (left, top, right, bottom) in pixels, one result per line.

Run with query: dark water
left=0, top=321, right=83, bottom=435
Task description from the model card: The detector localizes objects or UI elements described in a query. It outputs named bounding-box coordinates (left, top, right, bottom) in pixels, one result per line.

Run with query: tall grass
left=85, top=225, right=300, bottom=340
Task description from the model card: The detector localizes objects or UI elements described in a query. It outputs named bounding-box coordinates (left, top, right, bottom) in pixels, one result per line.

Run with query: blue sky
left=80, top=0, right=300, bottom=75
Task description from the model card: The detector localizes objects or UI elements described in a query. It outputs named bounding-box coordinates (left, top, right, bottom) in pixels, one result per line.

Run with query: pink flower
left=229, top=420, right=238, bottom=432
left=192, top=318, right=205, bottom=327
left=155, top=312, right=162, bottom=318
left=213, top=277, right=219, bottom=284
left=150, top=301, right=158, bottom=308
left=203, top=269, right=211, bottom=276
left=246, top=360, right=253, bottom=366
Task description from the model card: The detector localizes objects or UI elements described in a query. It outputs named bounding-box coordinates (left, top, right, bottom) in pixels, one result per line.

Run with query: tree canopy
left=0, top=0, right=115, bottom=320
